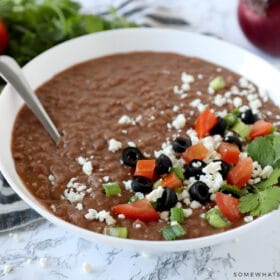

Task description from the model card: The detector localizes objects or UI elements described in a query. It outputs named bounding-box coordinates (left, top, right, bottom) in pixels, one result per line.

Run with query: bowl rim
left=1, top=27, right=280, bottom=252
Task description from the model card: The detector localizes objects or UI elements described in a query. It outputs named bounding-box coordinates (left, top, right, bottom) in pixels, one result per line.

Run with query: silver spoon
left=0, top=55, right=60, bottom=145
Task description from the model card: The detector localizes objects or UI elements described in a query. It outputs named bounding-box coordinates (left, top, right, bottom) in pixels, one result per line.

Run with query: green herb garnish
left=103, top=227, right=128, bottom=238
left=170, top=167, right=185, bottom=181
left=102, top=182, right=121, bottom=197
left=248, top=135, right=280, bottom=168
left=232, top=120, right=250, bottom=139
left=209, top=76, right=226, bottom=91
left=239, top=187, right=280, bottom=216
left=0, top=0, right=137, bottom=65
left=170, top=207, right=184, bottom=223
left=161, top=224, right=186, bottom=240
left=220, top=184, right=248, bottom=198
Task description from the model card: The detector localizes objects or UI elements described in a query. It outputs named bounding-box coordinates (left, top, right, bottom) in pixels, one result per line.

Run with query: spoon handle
left=0, top=55, right=60, bottom=145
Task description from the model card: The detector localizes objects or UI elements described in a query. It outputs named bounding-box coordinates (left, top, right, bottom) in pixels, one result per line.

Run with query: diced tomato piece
left=161, top=172, right=182, bottom=189
left=112, top=199, right=159, bottom=222
left=182, top=143, right=209, bottom=163
left=217, top=142, right=240, bottom=164
left=227, top=157, right=253, bottom=188
left=216, top=192, right=241, bottom=222
left=134, top=159, right=156, bottom=180
left=249, top=120, right=273, bottom=140
left=195, top=108, right=218, bottom=138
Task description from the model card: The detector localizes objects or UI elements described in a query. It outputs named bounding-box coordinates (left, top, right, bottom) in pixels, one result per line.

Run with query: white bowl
left=1, top=28, right=280, bottom=252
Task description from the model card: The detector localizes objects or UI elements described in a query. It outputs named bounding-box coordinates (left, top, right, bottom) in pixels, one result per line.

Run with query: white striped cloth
left=0, top=0, right=218, bottom=232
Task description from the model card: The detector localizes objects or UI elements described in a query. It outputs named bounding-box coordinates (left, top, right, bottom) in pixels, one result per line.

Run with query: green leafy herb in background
left=0, top=0, right=138, bottom=66
left=247, top=135, right=280, bottom=168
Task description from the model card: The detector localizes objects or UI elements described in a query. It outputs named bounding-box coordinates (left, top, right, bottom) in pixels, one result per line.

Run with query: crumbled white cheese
left=39, top=258, right=48, bottom=268
left=84, top=209, right=115, bottom=225
left=190, top=200, right=202, bottom=209
left=118, top=214, right=126, bottom=219
left=183, top=208, right=193, bottom=218
left=260, top=165, right=273, bottom=179
left=181, top=72, right=194, bottom=84
left=63, top=188, right=85, bottom=203
left=108, top=139, right=122, bottom=153
left=135, top=223, right=142, bottom=229
left=123, top=180, right=132, bottom=192
left=172, top=114, right=186, bottom=130
left=214, top=94, right=227, bottom=107
left=175, top=202, right=182, bottom=208
left=160, top=211, right=169, bottom=221
left=82, top=262, right=93, bottom=273
left=48, top=174, right=55, bottom=186
left=244, top=215, right=254, bottom=223
left=233, top=97, right=242, bottom=108
left=170, top=221, right=178, bottom=226
left=128, top=141, right=136, bottom=147
left=135, top=192, right=145, bottom=199
left=76, top=203, right=83, bottom=211
left=76, top=157, right=93, bottom=176
left=186, top=128, right=199, bottom=145
left=250, top=99, right=262, bottom=112
left=173, top=105, right=179, bottom=112
left=118, top=115, right=132, bottom=125
left=197, top=74, right=204, bottom=80
left=207, top=87, right=215, bottom=95
left=202, top=161, right=221, bottom=175
left=199, top=172, right=223, bottom=193
left=173, top=85, right=184, bottom=95
left=50, top=204, right=56, bottom=212
left=135, top=115, right=142, bottom=123
left=190, top=98, right=201, bottom=107
left=239, top=77, right=250, bottom=88
left=103, top=176, right=110, bottom=182
left=145, top=187, right=164, bottom=202
left=3, top=264, right=13, bottom=274
left=84, top=209, right=98, bottom=220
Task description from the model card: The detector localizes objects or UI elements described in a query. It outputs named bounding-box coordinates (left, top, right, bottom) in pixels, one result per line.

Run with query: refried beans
left=11, top=52, right=280, bottom=241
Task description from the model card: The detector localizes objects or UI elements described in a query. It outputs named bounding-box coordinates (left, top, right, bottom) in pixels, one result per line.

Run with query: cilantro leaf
left=247, top=136, right=275, bottom=167
left=239, top=187, right=280, bottom=216
left=255, top=168, right=280, bottom=190
left=0, top=0, right=137, bottom=66
left=247, top=135, right=280, bottom=168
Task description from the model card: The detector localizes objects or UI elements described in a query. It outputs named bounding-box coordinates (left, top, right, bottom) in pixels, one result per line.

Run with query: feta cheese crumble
left=108, top=139, right=122, bottom=153
left=84, top=209, right=116, bottom=225
left=146, top=187, right=164, bottom=202
left=172, top=114, right=186, bottom=130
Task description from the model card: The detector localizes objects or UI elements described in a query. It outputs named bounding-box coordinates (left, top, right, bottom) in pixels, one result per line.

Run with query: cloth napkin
left=0, top=0, right=215, bottom=232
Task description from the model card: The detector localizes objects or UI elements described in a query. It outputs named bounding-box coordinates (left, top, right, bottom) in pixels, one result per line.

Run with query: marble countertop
left=2, top=1, right=280, bottom=279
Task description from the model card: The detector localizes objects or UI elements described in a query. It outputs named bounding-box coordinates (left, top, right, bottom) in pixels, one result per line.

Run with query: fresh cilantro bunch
left=239, top=135, right=280, bottom=216
left=0, top=0, right=137, bottom=66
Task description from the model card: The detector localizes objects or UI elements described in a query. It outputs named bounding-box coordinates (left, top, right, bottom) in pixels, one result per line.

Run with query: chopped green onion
left=161, top=224, right=186, bottom=240
left=209, top=76, right=226, bottom=91
left=224, top=113, right=238, bottom=127
left=102, top=182, right=121, bottom=197
left=170, top=207, right=184, bottom=223
left=153, top=179, right=162, bottom=189
left=232, top=108, right=241, bottom=117
left=128, top=195, right=139, bottom=203
left=232, top=120, right=250, bottom=139
left=220, top=184, right=248, bottom=198
left=205, top=208, right=231, bottom=228
left=103, top=227, right=128, bottom=238
left=170, top=167, right=185, bottom=181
